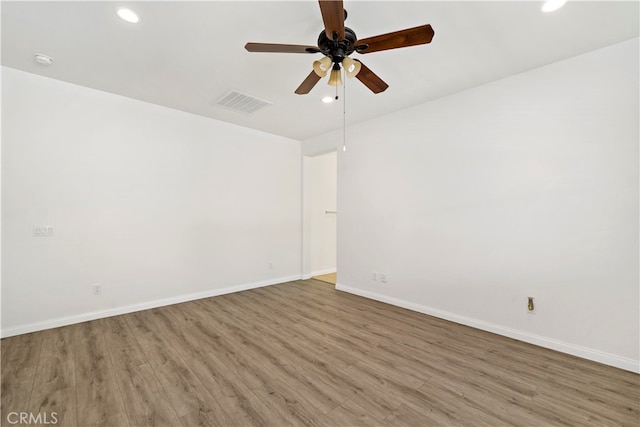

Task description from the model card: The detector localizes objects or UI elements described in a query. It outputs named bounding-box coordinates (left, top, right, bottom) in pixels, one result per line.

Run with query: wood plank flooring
left=312, top=273, right=337, bottom=285
left=2, top=279, right=639, bottom=426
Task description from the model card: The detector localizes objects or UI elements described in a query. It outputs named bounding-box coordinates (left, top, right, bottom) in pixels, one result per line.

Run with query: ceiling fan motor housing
left=317, top=27, right=358, bottom=63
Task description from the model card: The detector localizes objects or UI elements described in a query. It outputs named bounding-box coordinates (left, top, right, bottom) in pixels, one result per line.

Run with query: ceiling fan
left=245, top=0, right=434, bottom=95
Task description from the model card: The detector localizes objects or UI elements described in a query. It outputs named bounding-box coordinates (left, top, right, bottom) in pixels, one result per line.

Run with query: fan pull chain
left=342, top=67, right=347, bottom=152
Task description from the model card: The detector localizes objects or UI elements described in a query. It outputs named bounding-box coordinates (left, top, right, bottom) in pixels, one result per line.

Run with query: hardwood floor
left=2, top=279, right=639, bottom=426
left=311, top=273, right=337, bottom=285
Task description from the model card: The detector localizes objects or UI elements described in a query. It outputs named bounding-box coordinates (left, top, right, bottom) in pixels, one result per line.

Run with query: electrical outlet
left=380, top=273, right=387, bottom=283
left=372, top=272, right=378, bottom=281
left=93, top=284, right=102, bottom=295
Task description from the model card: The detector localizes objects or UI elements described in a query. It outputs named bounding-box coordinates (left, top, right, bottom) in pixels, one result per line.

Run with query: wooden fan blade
left=354, top=60, right=388, bottom=94
left=295, top=71, right=322, bottom=95
left=318, top=0, right=345, bottom=40
left=356, top=24, right=434, bottom=54
left=245, top=43, right=320, bottom=54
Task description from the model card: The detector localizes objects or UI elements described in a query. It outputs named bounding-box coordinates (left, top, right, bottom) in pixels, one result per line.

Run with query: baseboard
left=1, top=275, right=301, bottom=338
left=302, top=268, right=336, bottom=280
left=336, top=283, right=640, bottom=374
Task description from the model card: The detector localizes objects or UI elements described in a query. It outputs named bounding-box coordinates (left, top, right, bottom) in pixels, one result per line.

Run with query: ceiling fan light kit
left=342, top=57, right=361, bottom=78
left=328, top=67, right=343, bottom=87
left=245, top=0, right=434, bottom=95
left=313, top=56, right=332, bottom=77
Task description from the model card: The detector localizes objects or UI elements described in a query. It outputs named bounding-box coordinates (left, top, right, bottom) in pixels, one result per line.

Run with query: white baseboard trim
left=302, top=268, right=336, bottom=280
left=1, top=275, right=301, bottom=338
left=336, top=284, right=640, bottom=374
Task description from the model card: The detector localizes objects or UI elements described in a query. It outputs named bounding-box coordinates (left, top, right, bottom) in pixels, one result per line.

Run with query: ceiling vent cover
left=215, top=90, right=272, bottom=114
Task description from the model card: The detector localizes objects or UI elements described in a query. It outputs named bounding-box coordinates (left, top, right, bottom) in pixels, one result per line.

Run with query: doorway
left=302, top=151, right=337, bottom=285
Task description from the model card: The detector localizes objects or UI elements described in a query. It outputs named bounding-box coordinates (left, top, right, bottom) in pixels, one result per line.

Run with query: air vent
left=215, top=90, right=272, bottom=114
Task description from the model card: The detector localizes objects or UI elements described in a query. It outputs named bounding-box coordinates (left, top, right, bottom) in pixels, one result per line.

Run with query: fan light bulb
left=328, top=68, right=343, bottom=87
left=313, top=57, right=332, bottom=77
left=342, top=57, right=361, bottom=78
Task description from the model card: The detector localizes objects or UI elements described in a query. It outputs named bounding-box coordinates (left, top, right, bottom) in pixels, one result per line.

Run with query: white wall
left=0, top=65, right=3, bottom=334
left=1, top=67, right=302, bottom=336
left=305, top=38, right=639, bottom=372
left=306, top=151, right=337, bottom=277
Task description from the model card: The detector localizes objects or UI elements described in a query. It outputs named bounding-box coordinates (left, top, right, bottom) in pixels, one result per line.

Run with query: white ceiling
left=2, top=1, right=638, bottom=141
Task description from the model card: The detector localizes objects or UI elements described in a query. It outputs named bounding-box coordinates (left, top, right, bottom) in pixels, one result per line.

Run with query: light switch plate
left=33, top=225, right=54, bottom=237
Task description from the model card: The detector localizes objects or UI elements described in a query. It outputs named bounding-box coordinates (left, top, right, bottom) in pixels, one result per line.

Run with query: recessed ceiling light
left=322, top=96, right=334, bottom=104
left=34, top=53, right=54, bottom=66
left=117, top=8, right=140, bottom=23
left=542, top=0, right=567, bottom=13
